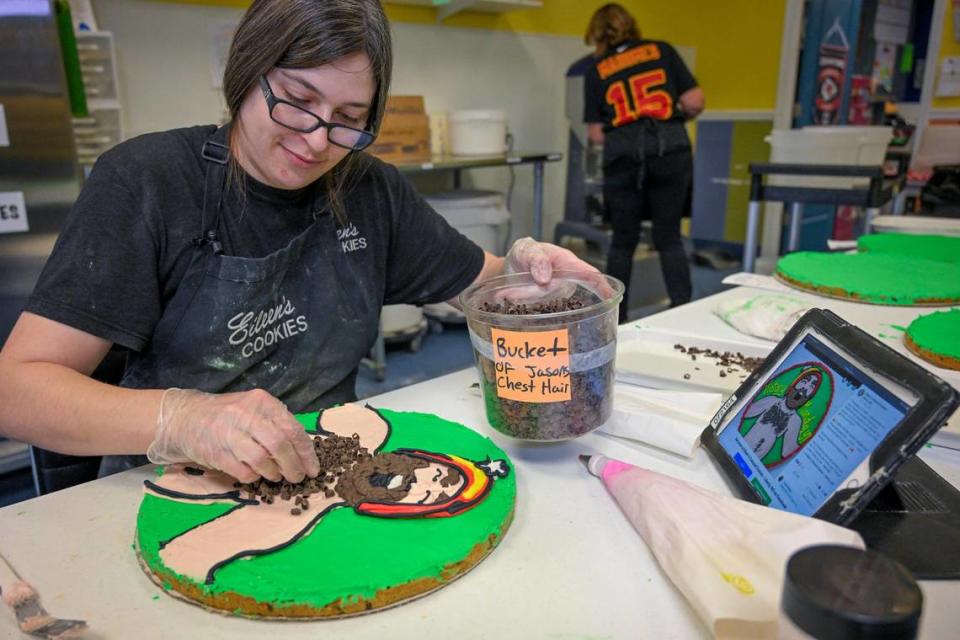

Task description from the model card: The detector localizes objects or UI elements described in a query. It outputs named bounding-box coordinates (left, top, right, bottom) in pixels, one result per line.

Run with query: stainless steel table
left=395, top=151, right=563, bottom=241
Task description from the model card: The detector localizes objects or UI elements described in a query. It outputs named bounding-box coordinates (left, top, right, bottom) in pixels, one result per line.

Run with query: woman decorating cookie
left=0, top=0, right=597, bottom=484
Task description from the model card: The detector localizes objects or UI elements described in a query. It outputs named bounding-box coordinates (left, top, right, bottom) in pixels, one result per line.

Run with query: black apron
left=100, top=127, right=378, bottom=475
left=602, top=118, right=691, bottom=190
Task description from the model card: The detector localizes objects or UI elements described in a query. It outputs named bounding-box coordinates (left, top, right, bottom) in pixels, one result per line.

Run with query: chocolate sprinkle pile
left=479, top=296, right=585, bottom=315
left=672, top=344, right=765, bottom=378
left=235, top=433, right=371, bottom=513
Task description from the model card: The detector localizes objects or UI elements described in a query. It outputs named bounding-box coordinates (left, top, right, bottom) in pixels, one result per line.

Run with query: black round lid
left=782, top=545, right=923, bottom=640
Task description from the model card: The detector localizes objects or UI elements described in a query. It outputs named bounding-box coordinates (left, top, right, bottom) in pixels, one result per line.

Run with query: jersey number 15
left=605, top=69, right=673, bottom=126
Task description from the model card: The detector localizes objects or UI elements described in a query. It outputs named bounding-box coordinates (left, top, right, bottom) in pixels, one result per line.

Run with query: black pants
left=604, top=149, right=693, bottom=323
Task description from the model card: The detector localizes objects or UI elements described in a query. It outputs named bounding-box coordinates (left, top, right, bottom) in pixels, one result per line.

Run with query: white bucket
left=381, top=304, right=424, bottom=336
left=425, top=190, right=511, bottom=253
left=424, top=190, right=511, bottom=321
left=767, top=126, right=892, bottom=189
left=447, top=109, right=507, bottom=156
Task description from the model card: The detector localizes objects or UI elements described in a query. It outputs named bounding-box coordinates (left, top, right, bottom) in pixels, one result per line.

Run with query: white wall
left=92, top=0, right=591, bottom=241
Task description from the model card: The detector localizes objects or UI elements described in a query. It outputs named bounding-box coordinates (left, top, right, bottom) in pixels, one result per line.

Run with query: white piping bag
left=582, top=455, right=864, bottom=640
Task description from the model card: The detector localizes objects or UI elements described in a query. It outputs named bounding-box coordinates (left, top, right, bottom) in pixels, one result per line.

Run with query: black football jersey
left=584, top=39, right=697, bottom=130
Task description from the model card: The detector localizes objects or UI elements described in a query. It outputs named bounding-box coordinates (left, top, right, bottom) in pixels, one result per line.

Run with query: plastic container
left=424, top=190, right=512, bottom=322
left=914, top=124, right=960, bottom=168
left=779, top=545, right=922, bottom=640
left=381, top=304, right=423, bottom=336
left=426, top=190, right=511, bottom=254
left=448, top=109, right=507, bottom=156
left=767, top=126, right=892, bottom=189
left=459, top=271, right=624, bottom=441
left=801, top=126, right=893, bottom=165
left=870, top=214, right=960, bottom=237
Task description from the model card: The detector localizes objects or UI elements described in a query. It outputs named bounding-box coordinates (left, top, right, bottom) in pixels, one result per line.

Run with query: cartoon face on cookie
left=144, top=404, right=511, bottom=585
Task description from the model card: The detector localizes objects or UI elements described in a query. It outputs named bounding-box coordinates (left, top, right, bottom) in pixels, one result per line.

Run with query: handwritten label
left=0, top=191, right=28, bottom=234
left=491, top=328, right=571, bottom=403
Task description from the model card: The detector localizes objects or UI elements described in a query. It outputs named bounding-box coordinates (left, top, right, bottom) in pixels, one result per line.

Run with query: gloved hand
left=505, top=237, right=601, bottom=285
left=147, top=388, right=321, bottom=483
left=504, top=237, right=613, bottom=298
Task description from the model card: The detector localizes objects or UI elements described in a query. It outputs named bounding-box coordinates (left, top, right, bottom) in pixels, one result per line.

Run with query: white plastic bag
left=585, top=456, right=864, bottom=639
left=714, top=295, right=809, bottom=342
left=600, top=386, right=722, bottom=458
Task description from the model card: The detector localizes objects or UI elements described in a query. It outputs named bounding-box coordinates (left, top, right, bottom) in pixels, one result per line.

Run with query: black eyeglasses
left=259, top=75, right=376, bottom=151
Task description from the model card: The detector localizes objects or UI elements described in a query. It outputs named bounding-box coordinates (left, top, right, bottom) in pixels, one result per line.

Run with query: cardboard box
left=369, top=112, right=431, bottom=164
left=378, top=113, right=430, bottom=135
left=368, top=138, right=431, bottom=164
left=386, top=95, right=425, bottom=115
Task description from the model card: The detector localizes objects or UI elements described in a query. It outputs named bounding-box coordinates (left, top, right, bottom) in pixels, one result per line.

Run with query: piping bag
left=582, top=455, right=864, bottom=640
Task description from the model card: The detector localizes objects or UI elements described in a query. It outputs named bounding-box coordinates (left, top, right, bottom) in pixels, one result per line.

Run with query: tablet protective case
left=701, top=308, right=959, bottom=526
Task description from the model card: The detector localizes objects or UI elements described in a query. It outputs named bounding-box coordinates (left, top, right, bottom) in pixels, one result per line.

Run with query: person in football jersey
left=583, top=3, right=705, bottom=322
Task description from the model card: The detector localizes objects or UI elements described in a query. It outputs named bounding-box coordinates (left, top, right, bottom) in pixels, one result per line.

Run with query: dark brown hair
left=223, top=0, right=393, bottom=224
left=585, top=3, right=641, bottom=55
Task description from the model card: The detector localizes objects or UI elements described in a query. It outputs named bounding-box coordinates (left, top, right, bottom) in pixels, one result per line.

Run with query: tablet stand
left=850, top=456, right=960, bottom=579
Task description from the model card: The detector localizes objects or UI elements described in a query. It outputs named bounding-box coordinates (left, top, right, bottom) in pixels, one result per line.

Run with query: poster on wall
left=814, top=18, right=850, bottom=125
left=848, top=75, right=871, bottom=123
left=936, top=56, right=960, bottom=97
left=873, top=0, right=911, bottom=45
left=872, top=41, right=898, bottom=93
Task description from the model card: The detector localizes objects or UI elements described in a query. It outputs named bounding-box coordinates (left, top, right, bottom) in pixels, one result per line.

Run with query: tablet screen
left=715, top=327, right=918, bottom=516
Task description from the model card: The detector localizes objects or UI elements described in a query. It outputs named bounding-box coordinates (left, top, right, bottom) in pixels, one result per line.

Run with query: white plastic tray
left=615, top=327, right=774, bottom=396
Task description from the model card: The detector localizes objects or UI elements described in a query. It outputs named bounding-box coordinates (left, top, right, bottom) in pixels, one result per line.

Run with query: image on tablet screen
left=717, top=331, right=914, bottom=516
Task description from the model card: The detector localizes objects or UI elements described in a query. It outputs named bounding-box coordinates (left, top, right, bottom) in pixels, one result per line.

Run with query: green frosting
left=858, top=233, right=960, bottom=264
left=776, top=252, right=960, bottom=305
left=906, top=309, right=960, bottom=359
left=136, top=409, right=516, bottom=611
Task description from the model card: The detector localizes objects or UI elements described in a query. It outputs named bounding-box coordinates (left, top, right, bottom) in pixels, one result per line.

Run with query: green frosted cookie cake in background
left=775, top=252, right=960, bottom=306
left=858, top=233, right=960, bottom=265
left=905, top=309, right=960, bottom=371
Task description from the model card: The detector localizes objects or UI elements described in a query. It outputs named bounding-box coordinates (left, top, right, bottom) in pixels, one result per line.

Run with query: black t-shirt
left=584, top=39, right=697, bottom=130
left=26, top=125, right=485, bottom=354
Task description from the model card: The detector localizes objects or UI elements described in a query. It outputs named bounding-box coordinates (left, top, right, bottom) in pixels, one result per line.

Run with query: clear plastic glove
left=505, top=237, right=591, bottom=284
left=147, top=388, right=320, bottom=483
left=504, top=237, right=613, bottom=298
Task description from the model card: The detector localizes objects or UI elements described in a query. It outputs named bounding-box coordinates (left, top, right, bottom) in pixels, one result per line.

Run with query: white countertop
left=2, top=285, right=959, bottom=639
left=625, top=281, right=960, bottom=440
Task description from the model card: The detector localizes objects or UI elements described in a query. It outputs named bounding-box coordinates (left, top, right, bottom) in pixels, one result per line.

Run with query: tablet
left=701, top=308, right=959, bottom=526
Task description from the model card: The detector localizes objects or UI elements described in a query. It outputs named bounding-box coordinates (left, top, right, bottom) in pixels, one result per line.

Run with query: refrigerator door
left=0, top=0, right=82, bottom=347
left=0, top=0, right=83, bottom=475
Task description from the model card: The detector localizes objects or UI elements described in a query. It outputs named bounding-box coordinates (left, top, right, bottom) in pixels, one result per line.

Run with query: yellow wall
left=933, top=2, right=960, bottom=110
left=153, top=0, right=786, bottom=110
left=399, top=1, right=787, bottom=110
